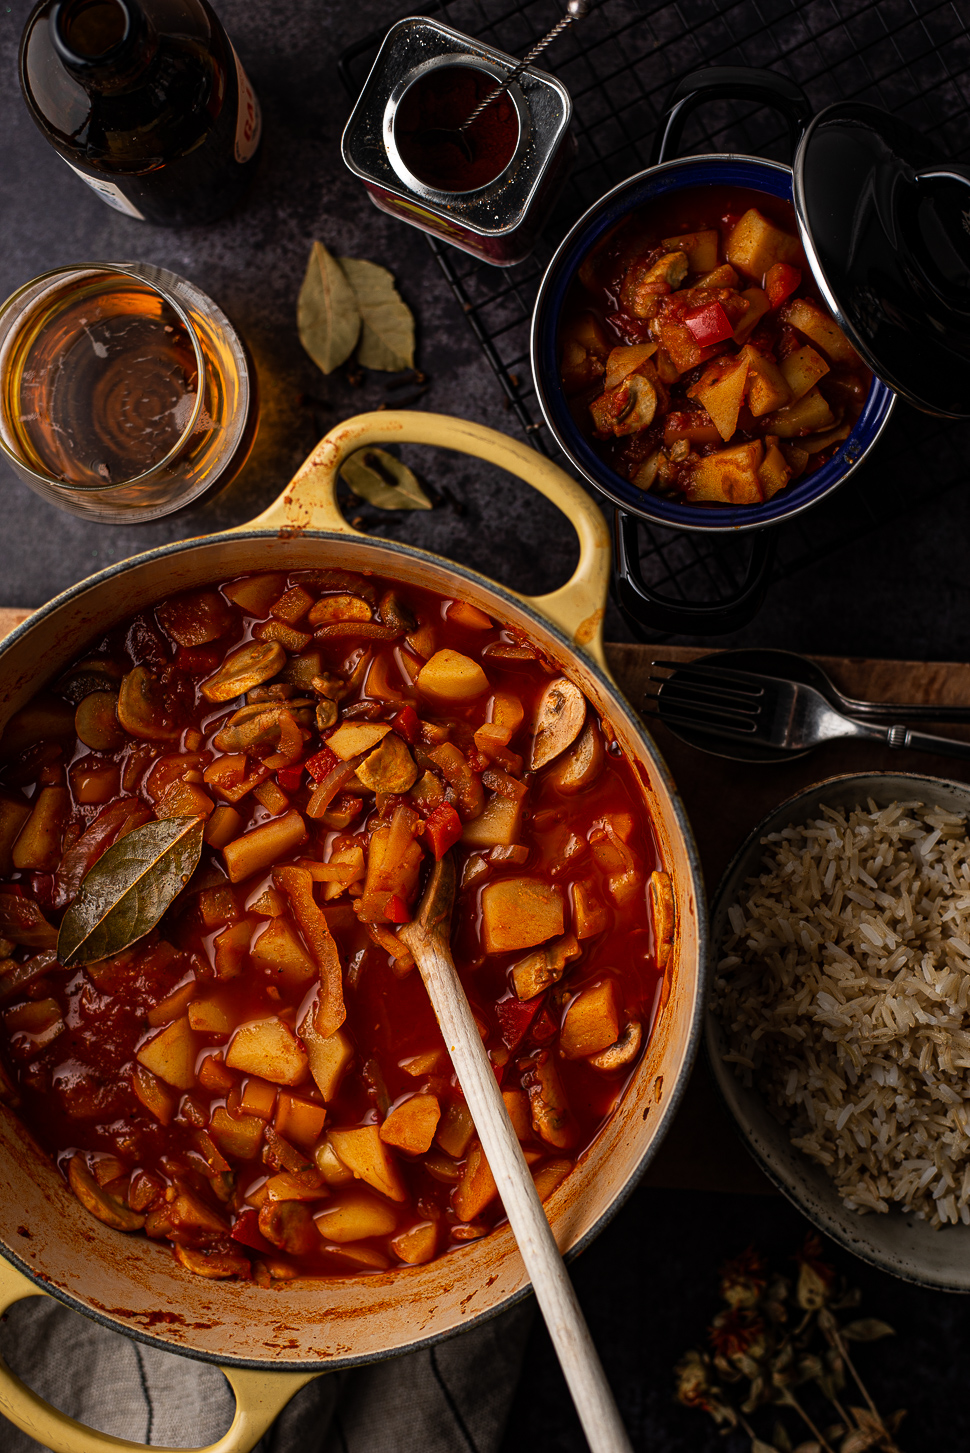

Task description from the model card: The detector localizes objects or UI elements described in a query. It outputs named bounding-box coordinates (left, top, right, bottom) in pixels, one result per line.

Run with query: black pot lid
left=793, top=102, right=970, bottom=418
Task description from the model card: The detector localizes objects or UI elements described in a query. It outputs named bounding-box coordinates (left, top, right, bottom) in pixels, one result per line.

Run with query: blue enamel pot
left=530, top=67, right=897, bottom=636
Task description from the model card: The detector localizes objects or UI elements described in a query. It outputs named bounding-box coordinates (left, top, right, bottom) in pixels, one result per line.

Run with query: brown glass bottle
left=19, top=0, right=262, bottom=226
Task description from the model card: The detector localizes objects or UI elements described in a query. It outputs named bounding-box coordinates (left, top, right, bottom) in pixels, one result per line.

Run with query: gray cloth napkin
left=0, top=1294, right=533, bottom=1453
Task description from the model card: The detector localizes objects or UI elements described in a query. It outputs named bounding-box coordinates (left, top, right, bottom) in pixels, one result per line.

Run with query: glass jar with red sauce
left=342, top=18, right=575, bottom=267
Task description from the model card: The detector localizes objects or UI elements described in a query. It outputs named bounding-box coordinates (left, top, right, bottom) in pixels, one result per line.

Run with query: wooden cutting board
left=5, top=607, right=969, bottom=1195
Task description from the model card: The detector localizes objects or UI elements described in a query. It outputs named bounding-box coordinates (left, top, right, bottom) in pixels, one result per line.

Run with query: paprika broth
left=0, top=570, right=670, bottom=1283
left=559, top=185, right=872, bottom=506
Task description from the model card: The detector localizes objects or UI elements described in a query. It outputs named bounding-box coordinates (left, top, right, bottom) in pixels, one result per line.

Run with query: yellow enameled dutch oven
left=0, top=412, right=706, bottom=1453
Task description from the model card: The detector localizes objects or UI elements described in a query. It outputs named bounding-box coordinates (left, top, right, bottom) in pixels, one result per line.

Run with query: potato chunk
left=417, top=650, right=489, bottom=704
left=223, top=808, right=307, bottom=884
left=380, top=1093, right=441, bottom=1155
left=226, top=1017, right=309, bottom=1087
left=391, top=1221, right=438, bottom=1265
left=604, top=343, right=658, bottom=391
left=0, top=793, right=31, bottom=876
left=326, top=721, right=390, bottom=760
left=688, top=356, right=749, bottom=442
left=136, top=1016, right=199, bottom=1091
left=12, top=787, right=69, bottom=872
left=461, top=794, right=522, bottom=849
left=726, top=208, right=801, bottom=280
left=739, top=344, right=791, bottom=417
left=251, top=917, right=317, bottom=989
left=481, top=878, right=564, bottom=954
left=781, top=344, right=830, bottom=402
left=661, top=229, right=719, bottom=272
left=328, top=1126, right=407, bottom=1201
left=763, top=386, right=835, bottom=438
left=684, top=440, right=764, bottom=505
left=453, top=1141, right=498, bottom=1223
left=782, top=297, right=859, bottom=364
left=314, top=1190, right=398, bottom=1242
left=299, top=1013, right=353, bottom=1101
left=560, top=981, right=620, bottom=1059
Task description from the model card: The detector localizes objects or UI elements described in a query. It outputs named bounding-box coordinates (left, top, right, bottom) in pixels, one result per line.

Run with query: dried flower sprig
left=674, top=1236, right=904, bottom=1453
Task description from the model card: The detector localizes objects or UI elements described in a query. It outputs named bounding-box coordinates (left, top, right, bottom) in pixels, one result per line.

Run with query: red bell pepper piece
left=276, top=764, right=304, bottom=794
left=496, top=995, right=543, bottom=1052
left=390, top=705, right=420, bottom=745
left=305, top=746, right=338, bottom=782
left=175, top=645, right=222, bottom=675
left=683, top=300, right=735, bottom=347
left=424, top=803, right=463, bottom=860
left=765, top=263, right=801, bottom=310
left=531, top=1008, right=557, bottom=1044
left=384, top=893, right=411, bottom=924
left=230, top=1209, right=274, bottom=1255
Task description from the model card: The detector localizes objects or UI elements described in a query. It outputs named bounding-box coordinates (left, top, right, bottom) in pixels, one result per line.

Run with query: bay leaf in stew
left=57, top=816, right=204, bottom=966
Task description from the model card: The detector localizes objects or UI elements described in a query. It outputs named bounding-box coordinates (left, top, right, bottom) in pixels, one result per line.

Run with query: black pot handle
left=612, top=510, right=776, bottom=638
left=650, top=65, right=813, bottom=167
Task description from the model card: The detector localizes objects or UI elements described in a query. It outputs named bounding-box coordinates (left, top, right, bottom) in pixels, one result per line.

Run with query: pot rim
left=0, top=520, right=709, bottom=1370
left=530, top=151, right=897, bottom=535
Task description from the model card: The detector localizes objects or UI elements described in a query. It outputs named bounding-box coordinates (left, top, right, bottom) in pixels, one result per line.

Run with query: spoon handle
left=400, top=928, right=633, bottom=1453
left=460, top=0, right=591, bottom=131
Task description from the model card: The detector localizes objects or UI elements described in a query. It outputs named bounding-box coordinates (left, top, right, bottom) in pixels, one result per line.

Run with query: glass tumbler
left=0, top=261, right=257, bottom=523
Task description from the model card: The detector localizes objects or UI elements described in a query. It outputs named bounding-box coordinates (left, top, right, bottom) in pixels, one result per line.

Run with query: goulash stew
left=560, top=185, right=872, bottom=506
left=0, top=570, right=671, bottom=1282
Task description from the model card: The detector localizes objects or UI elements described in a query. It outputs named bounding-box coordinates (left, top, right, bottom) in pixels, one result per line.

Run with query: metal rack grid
left=339, top=0, right=970, bottom=621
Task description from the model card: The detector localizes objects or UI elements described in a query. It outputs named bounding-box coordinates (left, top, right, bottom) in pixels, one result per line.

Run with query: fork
left=651, top=657, right=970, bottom=724
left=645, top=663, right=970, bottom=761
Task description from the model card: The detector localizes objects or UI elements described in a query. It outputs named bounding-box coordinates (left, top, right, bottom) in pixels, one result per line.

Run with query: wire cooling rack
left=339, top=0, right=970, bottom=625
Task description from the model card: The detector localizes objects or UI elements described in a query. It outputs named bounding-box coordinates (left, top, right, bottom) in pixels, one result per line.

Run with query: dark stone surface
left=1, top=2, right=969, bottom=1451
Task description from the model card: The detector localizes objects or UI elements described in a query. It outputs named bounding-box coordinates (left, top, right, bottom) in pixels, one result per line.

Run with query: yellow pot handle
left=0, top=1259, right=317, bottom=1453
left=240, top=410, right=612, bottom=671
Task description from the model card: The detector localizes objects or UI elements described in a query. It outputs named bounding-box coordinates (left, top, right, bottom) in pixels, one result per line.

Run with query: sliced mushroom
left=613, top=374, right=657, bottom=437
left=530, top=678, right=587, bottom=771
left=649, top=869, right=675, bottom=968
left=117, top=667, right=186, bottom=741
left=355, top=732, right=418, bottom=794
left=307, top=594, right=373, bottom=626
left=378, top=590, right=417, bottom=634
left=258, top=1198, right=320, bottom=1257
left=68, top=1154, right=145, bottom=1232
left=201, top=642, right=286, bottom=703
left=589, top=1019, right=642, bottom=1071
left=212, top=701, right=313, bottom=753
left=315, top=699, right=338, bottom=731
left=545, top=718, right=604, bottom=795
left=75, top=691, right=125, bottom=751
left=174, top=1244, right=252, bottom=1278
left=521, top=1051, right=576, bottom=1150
left=56, top=658, right=124, bottom=705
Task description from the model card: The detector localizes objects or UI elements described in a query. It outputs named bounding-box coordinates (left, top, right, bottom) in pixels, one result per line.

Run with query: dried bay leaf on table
left=340, top=448, right=432, bottom=510
left=298, top=241, right=361, bottom=375
left=57, top=816, right=205, bottom=966
left=339, top=257, right=415, bottom=372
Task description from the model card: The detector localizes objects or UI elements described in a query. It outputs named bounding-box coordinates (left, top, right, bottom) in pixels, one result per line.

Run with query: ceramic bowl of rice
left=707, top=772, right=970, bottom=1291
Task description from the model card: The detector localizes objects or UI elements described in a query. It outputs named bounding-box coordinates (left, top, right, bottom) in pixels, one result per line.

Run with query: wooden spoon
left=398, top=853, right=633, bottom=1453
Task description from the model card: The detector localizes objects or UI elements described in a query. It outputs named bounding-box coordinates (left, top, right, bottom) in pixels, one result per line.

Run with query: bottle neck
left=49, top=0, right=157, bottom=91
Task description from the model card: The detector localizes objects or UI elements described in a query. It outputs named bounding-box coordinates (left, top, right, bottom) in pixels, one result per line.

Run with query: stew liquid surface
left=0, top=570, right=668, bottom=1282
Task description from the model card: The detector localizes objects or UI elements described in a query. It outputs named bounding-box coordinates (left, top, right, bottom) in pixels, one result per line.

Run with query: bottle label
left=231, top=47, right=262, bottom=164
left=61, top=159, right=146, bottom=219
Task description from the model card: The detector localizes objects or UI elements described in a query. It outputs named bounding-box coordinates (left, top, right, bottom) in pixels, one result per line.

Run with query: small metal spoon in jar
left=417, top=0, right=591, bottom=165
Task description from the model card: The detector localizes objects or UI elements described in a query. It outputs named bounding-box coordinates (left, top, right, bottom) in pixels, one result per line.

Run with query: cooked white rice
left=715, top=798, right=970, bottom=1228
